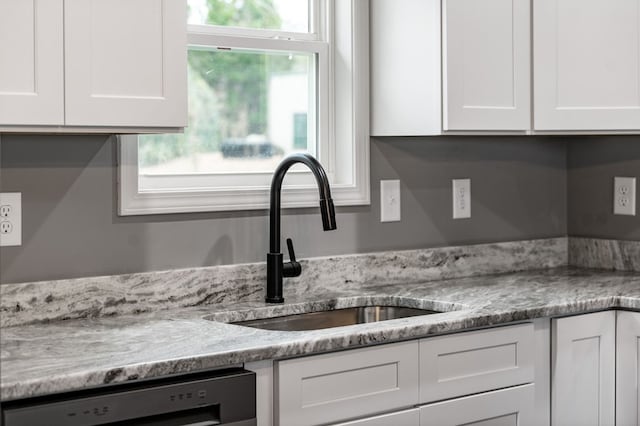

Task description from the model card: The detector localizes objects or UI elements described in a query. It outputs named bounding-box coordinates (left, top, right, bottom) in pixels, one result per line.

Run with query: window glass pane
left=188, top=0, right=310, bottom=33
left=139, top=48, right=316, bottom=176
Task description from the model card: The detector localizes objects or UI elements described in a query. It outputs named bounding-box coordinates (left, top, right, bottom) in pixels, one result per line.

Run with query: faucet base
left=265, top=296, right=285, bottom=304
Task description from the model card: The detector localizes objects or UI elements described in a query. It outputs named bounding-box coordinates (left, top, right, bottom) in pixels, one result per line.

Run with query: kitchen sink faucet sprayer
left=266, top=153, right=336, bottom=303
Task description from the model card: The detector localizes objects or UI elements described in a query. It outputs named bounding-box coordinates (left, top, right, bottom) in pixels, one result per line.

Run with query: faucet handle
left=283, top=238, right=302, bottom=278
left=286, top=238, right=297, bottom=262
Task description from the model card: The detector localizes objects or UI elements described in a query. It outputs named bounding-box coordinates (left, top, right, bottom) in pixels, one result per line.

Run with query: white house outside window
left=118, top=0, right=369, bottom=215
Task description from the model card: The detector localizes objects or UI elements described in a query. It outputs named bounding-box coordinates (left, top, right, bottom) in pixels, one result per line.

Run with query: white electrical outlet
left=614, top=177, right=636, bottom=216
left=0, top=192, right=22, bottom=246
left=380, top=180, right=401, bottom=222
left=453, top=179, right=471, bottom=219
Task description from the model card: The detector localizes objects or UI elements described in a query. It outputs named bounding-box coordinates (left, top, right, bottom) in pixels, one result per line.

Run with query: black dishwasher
left=1, top=368, right=256, bottom=426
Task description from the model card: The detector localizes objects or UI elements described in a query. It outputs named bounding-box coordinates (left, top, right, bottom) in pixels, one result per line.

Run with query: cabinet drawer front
left=419, top=383, right=535, bottom=426
left=419, top=323, right=534, bottom=403
left=276, top=341, right=419, bottom=426
left=330, top=408, right=420, bottom=426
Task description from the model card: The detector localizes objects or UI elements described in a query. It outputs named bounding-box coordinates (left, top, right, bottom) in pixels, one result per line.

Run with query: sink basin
left=232, top=306, right=440, bottom=331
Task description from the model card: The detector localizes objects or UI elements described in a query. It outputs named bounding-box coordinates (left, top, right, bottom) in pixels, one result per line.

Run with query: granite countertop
left=2, top=266, right=640, bottom=401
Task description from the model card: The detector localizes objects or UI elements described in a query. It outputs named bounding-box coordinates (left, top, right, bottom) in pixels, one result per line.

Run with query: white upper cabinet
left=64, top=0, right=187, bottom=128
left=0, top=0, right=64, bottom=126
left=370, top=0, right=442, bottom=136
left=0, top=0, right=187, bottom=131
left=443, top=0, right=530, bottom=131
left=371, top=0, right=640, bottom=135
left=534, top=0, right=640, bottom=131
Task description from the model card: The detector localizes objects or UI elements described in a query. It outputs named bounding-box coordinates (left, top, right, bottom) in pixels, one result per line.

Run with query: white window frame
left=118, top=0, right=369, bottom=215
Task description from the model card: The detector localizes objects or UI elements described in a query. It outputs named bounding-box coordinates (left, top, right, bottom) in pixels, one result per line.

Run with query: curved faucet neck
left=269, top=153, right=335, bottom=254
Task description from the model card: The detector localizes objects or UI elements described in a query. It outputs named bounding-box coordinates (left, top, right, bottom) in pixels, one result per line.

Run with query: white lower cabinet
left=275, top=341, right=419, bottom=426
left=552, top=311, right=616, bottom=426
left=273, top=322, right=538, bottom=426
left=617, top=311, right=640, bottom=426
left=419, top=323, right=534, bottom=403
left=419, top=384, right=535, bottom=426
left=330, top=408, right=420, bottom=426
left=551, top=310, right=640, bottom=426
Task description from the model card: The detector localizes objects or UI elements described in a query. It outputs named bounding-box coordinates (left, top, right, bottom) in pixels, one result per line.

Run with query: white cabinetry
left=534, top=0, right=640, bottom=131
left=371, top=0, right=530, bottom=135
left=0, top=0, right=64, bottom=126
left=419, top=384, right=535, bottom=426
left=273, top=322, right=538, bottom=426
left=552, top=311, right=616, bottom=426
left=419, top=323, right=534, bottom=403
left=617, top=311, right=640, bottom=426
left=64, top=0, right=187, bottom=128
left=0, top=0, right=187, bottom=131
left=275, top=341, right=419, bottom=426
left=443, top=0, right=530, bottom=131
left=371, top=0, right=640, bottom=135
left=331, top=408, right=420, bottom=426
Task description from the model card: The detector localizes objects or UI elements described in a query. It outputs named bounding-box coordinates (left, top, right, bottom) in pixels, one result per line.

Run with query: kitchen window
left=118, top=0, right=369, bottom=215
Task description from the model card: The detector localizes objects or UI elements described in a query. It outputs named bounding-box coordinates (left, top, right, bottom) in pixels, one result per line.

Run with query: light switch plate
left=380, top=180, right=401, bottom=222
left=614, top=177, right=636, bottom=216
left=453, top=179, right=471, bottom=219
left=0, top=192, right=22, bottom=247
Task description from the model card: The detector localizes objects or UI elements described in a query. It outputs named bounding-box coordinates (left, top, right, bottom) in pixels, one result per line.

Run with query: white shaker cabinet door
left=443, top=0, right=531, bottom=131
left=534, top=0, right=640, bottom=131
left=617, top=311, right=640, bottom=426
left=64, top=0, right=187, bottom=127
left=551, top=311, right=616, bottom=426
left=419, top=384, right=535, bottom=426
left=330, top=408, right=420, bottom=426
left=0, top=0, right=64, bottom=126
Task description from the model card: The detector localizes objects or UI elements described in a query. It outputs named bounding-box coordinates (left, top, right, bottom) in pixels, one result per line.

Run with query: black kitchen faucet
left=265, top=153, right=337, bottom=303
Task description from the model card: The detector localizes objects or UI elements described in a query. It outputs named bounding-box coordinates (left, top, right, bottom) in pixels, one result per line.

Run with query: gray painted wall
left=567, top=136, right=640, bottom=240
left=1, top=134, right=567, bottom=283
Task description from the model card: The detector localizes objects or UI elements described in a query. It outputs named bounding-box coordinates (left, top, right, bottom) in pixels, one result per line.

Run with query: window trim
left=118, top=0, right=369, bottom=215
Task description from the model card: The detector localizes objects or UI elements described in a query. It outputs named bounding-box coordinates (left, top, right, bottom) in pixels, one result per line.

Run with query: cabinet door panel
left=534, top=0, right=640, bottom=130
left=419, top=323, right=534, bottom=404
left=444, top=0, right=530, bottom=130
left=0, top=0, right=63, bottom=125
left=64, top=0, right=187, bottom=127
left=419, top=384, right=535, bottom=426
left=617, top=311, right=640, bottom=426
left=276, top=341, right=419, bottom=426
left=331, top=408, right=419, bottom=426
left=551, top=311, right=615, bottom=426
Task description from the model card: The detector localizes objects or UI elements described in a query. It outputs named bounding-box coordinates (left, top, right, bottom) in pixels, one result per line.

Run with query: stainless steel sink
left=232, top=306, right=440, bottom=331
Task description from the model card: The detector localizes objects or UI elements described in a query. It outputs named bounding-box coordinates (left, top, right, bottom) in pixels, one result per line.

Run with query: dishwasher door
left=2, top=368, right=256, bottom=426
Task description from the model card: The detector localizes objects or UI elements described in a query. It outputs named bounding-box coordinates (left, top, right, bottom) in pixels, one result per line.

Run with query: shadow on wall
left=567, top=135, right=640, bottom=240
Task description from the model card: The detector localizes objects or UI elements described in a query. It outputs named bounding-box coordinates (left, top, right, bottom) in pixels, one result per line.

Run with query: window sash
left=118, top=0, right=370, bottom=215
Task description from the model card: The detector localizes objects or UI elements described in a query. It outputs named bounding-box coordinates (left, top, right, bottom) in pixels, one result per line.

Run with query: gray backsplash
left=1, top=134, right=568, bottom=283
left=567, top=135, right=640, bottom=240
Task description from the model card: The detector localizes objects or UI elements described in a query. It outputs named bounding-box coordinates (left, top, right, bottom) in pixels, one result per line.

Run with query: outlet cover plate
left=453, top=179, right=471, bottom=219
left=380, top=180, right=401, bottom=222
left=0, top=192, right=22, bottom=246
left=614, top=177, right=636, bottom=216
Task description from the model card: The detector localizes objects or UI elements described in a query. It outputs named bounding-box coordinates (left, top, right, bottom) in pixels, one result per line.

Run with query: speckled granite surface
left=570, top=237, right=640, bottom=272
left=2, top=266, right=639, bottom=401
left=0, top=238, right=567, bottom=327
